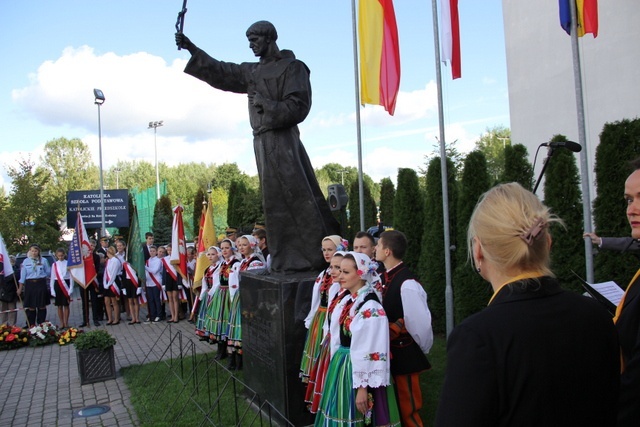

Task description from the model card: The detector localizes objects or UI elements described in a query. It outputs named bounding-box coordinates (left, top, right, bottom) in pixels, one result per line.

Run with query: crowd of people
left=6, top=159, right=640, bottom=425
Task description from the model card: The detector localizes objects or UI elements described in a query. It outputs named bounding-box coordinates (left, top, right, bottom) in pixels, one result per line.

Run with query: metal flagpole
left=351, top=0, right=366, bottom=231
left=431, top=0, right=454, bottom=338
left=568, top=0, right=594, bottom=283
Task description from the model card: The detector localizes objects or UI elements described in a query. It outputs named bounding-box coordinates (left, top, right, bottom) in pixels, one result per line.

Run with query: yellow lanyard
left=613, top=268, right=640, bottom=324
left=487, top=272, right=546, bottom=306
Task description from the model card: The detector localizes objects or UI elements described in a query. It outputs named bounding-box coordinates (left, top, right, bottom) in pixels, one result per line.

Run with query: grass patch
left=123, top=335, right=447, bottom=426
left=422, top=333, right=447, bottom=424
left=122, top=354, right=277, bottom=427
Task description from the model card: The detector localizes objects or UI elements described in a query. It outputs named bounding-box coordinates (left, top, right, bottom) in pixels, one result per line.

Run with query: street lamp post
left=148, top=120, right=164, bottom=200
left=94, top=89, right=106, bottom=238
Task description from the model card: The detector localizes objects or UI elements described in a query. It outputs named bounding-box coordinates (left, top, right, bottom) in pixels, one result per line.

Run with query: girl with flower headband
left=305, top=250, right=349, bottom=413
left=435, top=182, right=619, bottom=426
left=205, top=238, right=240, bottom=361
left=315, top=252, right=400, bottom=427
left=300, top=235, right=348, bottom=385
left=195, top=246, right=222, bottom=340
left=226, top=235, right=265, bottom=370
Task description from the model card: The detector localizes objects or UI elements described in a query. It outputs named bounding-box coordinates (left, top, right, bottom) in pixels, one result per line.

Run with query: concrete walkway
left=0, top=299, right=213, bottom=426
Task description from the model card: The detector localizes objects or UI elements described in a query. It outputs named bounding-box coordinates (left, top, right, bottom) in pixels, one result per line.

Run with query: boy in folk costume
left=376, top=230, right=434, bottom=427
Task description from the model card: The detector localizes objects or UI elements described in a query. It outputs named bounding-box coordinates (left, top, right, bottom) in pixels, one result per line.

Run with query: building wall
left=502, top=1, right=640, bottom=200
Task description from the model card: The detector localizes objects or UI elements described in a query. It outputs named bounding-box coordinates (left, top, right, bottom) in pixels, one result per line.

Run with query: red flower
left=363, top=310, right=372, bottom=318
left=357, top=269, right=364, bottom=276
left=377, top=308, right=385, bottom=316
left=371, top=352, right=380, bottom=360
left=11, top=327, right=21, bottom=334
left=5, top=334, right=15, bottom=342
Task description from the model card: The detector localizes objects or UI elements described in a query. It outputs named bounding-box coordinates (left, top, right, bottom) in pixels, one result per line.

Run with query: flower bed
left=0, top=324, right=30, bottom=350
left=28, top=322, right=59, bottom=347
left=59, top=328, right=83, bottom=346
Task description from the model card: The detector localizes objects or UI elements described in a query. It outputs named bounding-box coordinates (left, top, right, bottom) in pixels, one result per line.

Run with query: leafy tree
left=543, top=134, right=585, bottom=293
left=347, top=179, right=377, bottom=242
left=227, top=179, right=248, bottom=228
left=211, top=163, right=251, bottom=192
left=2, top=158, right=61, bottom=252
left=152, top=195, right=173, bottom=245
left=500, top=143, right=533, bottom=190
left=379, top=177, right=395, bottom=227
left=475, top=125, right=511, bottom=183
left=591, top=118, right=640, bottom=286
left=453, top=151, right=492, bottom=323
left=394, top=168, right=424, bottom=271
left=419, top=157, right=457, bottom=333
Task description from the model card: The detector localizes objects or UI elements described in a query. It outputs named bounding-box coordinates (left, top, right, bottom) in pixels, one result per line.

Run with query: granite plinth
left=241, top=271, right=316, bottom=426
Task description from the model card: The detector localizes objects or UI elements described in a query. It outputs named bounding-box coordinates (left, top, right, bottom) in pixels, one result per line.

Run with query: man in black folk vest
left=376, top=230, right=434, bottom=427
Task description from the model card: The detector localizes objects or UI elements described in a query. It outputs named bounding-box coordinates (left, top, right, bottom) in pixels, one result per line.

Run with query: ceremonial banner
left=194, top=201, right=216, bottom=288
left=440, top=0, right=461, bottom=79
left=170, top=205, right=188, bottom=281
left=358, top=0, right=401, bottom=115
left=67, top=212, right=97, bottom=289
left=0, top=233, right=13, bottom=277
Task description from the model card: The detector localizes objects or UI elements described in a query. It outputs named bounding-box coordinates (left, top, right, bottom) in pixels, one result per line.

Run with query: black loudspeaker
left=327, top=184, right=348, bottom=212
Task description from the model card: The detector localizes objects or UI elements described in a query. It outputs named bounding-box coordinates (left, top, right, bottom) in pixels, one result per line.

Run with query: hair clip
left=520, top=217, right=545, bottom=246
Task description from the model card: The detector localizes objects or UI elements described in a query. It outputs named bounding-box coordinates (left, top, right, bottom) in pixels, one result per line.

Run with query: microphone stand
left=533, top=146, right=556, bottom=194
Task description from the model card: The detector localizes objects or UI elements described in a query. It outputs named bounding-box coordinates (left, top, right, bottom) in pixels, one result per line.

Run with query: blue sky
left=0, top=1, right=509, bottom=191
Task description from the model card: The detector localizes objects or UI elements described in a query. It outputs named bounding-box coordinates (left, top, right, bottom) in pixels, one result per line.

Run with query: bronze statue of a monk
left=176, top=21, right=340, bottom=273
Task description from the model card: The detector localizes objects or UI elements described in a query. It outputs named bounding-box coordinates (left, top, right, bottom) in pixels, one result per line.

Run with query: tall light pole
left=94, top=89, right=106, bottom=238
left=148, top=120, right=164, bottom=200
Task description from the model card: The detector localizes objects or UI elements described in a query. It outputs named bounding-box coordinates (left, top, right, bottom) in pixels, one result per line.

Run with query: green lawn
left=123, top=334, right=447, bottom=426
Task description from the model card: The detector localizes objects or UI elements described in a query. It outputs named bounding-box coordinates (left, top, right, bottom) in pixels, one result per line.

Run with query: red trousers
left=394, top=372, right=424, bottom=427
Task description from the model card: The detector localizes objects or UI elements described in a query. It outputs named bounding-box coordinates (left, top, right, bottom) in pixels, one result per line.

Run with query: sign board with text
left=67, top=189, right=130, bottom=229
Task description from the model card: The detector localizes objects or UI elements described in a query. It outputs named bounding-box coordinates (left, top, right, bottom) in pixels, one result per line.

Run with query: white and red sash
left=122, top=262, right=139, bottom=288
left=54, top=263, right=71, bottom=301
left=147, top=260, right=167, bottom=301
left=105, top=259, right=120, bottom=296
left=162, top=257, right=178, bottom=281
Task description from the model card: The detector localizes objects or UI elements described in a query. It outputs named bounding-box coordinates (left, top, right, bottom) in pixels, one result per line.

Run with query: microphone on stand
left=541, top=140, right=582, bottom=153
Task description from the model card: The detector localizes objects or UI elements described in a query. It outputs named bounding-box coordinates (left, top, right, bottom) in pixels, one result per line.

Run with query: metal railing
left=131, top=324, right=295, bottom=427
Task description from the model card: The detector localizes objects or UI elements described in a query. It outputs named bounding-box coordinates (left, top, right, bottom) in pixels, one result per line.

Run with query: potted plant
left=74, top=329, right=117, bottom=385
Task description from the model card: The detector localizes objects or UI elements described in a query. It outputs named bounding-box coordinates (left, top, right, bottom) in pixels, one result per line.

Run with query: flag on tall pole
left=0, top=233, right=13, bottom=278
left=170, top=204, right=188, bottom=281
left=440, top=0, right=461, bottom=79
left=358, top=0, right=401, bottom=115
left=194, top=199, right=216, bottom=288
left=128, top=205, right=146, bottom=286
left=560, top=0, right=598, bottom=38
left=67, top=212, right=97, bottom=288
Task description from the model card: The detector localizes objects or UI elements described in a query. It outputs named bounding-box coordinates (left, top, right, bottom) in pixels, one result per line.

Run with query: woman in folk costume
left=205, top=239, right=240, bottom=360
left=50, top=248, right=73, bottom=329
left=226, top=235, right=265, bottom=370
left=196, top=246, right=222, bottom=340
left=315, top=252, right=400, bottom=427
left=301, top=235, right=348, bottom=384
left=116, top=240, right=142, bottom=325
left=305, top=251, right=349, bottom=413
left=103, top=246, right=122, bottom=325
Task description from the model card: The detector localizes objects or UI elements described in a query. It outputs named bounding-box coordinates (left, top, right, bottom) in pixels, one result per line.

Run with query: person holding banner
left=145, top=246, right=164, bottom=323
left=103, top=246, right=122, bottom=325
left=50, top=248, right=73, bottom=329
left=0, top=251, right=18, bottom=326
left=17, top=244, right=51, bottom=327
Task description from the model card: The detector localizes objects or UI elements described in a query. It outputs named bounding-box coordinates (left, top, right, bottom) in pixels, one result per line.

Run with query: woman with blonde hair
left=435, top=182, right=620, bottom=426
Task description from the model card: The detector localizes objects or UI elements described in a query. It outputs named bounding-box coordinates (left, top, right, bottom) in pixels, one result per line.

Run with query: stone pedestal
left=241, top=271, right=316, bottom=426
